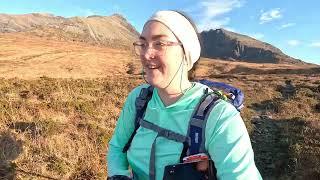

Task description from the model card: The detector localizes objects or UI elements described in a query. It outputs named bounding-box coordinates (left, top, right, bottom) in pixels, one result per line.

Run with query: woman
left=107, top=10, right=262, bottom=180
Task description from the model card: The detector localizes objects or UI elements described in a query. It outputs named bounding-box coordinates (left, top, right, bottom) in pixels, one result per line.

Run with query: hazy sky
left=1, top=0, right=319, bottom=64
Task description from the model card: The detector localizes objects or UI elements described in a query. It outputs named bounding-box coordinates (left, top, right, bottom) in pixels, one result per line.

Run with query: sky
left=1, top=0, right=319, bottom=65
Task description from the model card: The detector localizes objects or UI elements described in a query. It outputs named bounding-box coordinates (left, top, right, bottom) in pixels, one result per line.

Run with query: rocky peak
left=200, top=28, right=303, bottom=64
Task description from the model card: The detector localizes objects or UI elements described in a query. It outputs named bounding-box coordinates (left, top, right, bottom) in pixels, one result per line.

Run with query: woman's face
left=139, top=21, right=184, bottom=88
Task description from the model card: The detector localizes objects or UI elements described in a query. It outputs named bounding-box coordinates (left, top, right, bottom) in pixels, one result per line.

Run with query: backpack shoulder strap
left=183, top=89, right=222, bottom=157
left=122, top=85, right=154, bottom=153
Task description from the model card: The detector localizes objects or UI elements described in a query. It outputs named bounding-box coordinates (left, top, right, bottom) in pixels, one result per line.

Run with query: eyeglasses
left=133, top=40, right=182, bottom=56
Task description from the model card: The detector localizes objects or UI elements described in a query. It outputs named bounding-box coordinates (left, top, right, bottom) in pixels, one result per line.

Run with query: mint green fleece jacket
left=107, top=82, right=262, bottom=180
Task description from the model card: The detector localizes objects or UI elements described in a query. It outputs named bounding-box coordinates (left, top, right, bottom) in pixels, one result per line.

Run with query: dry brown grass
left=0, top=77, right=142, bottom=179
left=0, top=33, right=319, bottom=179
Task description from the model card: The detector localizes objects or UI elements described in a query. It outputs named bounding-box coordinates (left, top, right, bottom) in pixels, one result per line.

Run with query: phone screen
left=163, top=160, right=216, bottom=180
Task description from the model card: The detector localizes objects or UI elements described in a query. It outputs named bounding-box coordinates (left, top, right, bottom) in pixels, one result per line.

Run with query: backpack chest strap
left=139, top=119, right=189, bottom=180
left=140, top=119, right=189, bottom=143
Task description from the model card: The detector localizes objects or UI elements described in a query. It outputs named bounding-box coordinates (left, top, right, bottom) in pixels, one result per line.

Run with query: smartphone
left=163, top=160, right=216, bottom=180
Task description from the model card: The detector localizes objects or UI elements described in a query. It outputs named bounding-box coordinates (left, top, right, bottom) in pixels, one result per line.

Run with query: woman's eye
left=155, top=41, right=166, bottom=46
left=138, top=42, right=147, bottom=47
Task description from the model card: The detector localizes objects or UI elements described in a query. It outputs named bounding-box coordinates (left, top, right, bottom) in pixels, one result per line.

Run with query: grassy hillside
left=0, top=73, right=319, bottom=179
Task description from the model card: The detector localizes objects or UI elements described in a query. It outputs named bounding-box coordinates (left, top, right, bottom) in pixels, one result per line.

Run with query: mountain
left=200, top=28, right=305, bottom=64
left=0, top=13, right=139, bottom=49
left=0, top=13, right=309, bottom=64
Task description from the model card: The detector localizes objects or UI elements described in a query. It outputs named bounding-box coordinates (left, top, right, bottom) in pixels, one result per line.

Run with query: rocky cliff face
left=0, top=13, right=139, bottom=48
left=200, top=29, right=304, bottom=64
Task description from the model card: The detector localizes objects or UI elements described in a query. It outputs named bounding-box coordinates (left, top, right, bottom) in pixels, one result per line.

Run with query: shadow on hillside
left=250, top=98, right=282, bottom=113
left=227, top=65, right=320, bottom=75
left=0, top=131, right=23, bottom=179
left=8, top=122, right=40, bottom=138
left=2, top=126, right=60, bottom=180
left=250, top=101, right=320, bottom=179
left=275, top=118, right=320, bottom=179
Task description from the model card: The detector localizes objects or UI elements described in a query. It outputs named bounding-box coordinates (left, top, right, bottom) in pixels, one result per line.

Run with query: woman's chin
left=146, top=78, right=159, bottom=86
left=144, top=71, right=165, bottom=87
left=146, top=77, right=163, bottom=88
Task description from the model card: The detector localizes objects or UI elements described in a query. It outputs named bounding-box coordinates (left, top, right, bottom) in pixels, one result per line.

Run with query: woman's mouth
left=146, top=65, right=159, bottom=70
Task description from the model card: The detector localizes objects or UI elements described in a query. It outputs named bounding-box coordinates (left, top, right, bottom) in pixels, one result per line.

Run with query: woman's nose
left=142, top=48, right=156, bottom=60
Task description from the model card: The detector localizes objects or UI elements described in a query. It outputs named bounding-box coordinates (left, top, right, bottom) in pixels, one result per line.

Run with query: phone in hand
left=163, top=159, right=216, bottom=180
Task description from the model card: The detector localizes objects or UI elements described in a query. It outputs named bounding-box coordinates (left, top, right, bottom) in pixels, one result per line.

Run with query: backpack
left=198, top=79, right=244, bottom=111
left=122, top=80, right=244, bottom=180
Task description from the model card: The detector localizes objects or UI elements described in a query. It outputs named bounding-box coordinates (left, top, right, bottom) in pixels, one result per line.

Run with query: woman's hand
left=196, top=160, right=209, bottom=172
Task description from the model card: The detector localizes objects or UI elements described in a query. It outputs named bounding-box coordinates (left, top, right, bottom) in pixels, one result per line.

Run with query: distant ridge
left=200, top=28, right=305, bottom=64
left=0, top=13, right=139, bottom=49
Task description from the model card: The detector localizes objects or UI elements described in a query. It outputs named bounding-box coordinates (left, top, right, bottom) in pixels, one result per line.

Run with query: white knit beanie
left=145, top=10, right=201, bottom=71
